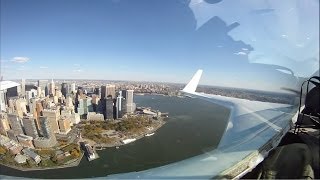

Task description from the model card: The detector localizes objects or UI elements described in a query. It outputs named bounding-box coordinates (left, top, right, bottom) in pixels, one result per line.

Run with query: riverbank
left=92, top=119, right=166, bottom=150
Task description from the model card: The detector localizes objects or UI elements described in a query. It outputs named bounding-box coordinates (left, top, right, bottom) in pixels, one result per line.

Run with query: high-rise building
left=125, top=90, right=136, bottom=113
left=38, top=80, right=48, bottom=96
left=105, top=98, right=114, bottom=120
left=77, top=97, right=93, bottom=116
left=70, top=83, right=76, bottom=94
left=22, top=116, right=38, bottom=139
left=21, top=79, right=26, bottom=97
left=38, top=80, right=48, bottom=89
left=58, top=118, right=71, bottom=134
left=25, top=89, right=37, bottom=103
left=94, top=87, right=101, bottom=97
left=69, top=112, right=80, bottom=125
left=34, top=101, right=43, bottom=129
left=121, top=90, right=127, bottom=99
left=49, top=79, right=55, bottom=95
left=61, top=83, right=68, bottom=98
left=39, top=116, right=55, bottom=139
left=42, top=109, right=60, bottom=133
left=65, top=96, right=74, bottom=108
left=17, top=134, right=34, bottom=149
left=91, top=95, right=100, bottom=112
left=101, top=86, right=107, bottom=100
left=116, top=94, right=126, bottom=119
left=7, top=130, right=18, bottom=141
left=7, top=113, right=24, bottom=135
left=34, top=116, right=57, bottom=148
left=101, top=84, right=116, bottom=99
left=14, top=98, right=27, bottom=118
left=0, top=113, right=10, bottom=136
left=106, top=85, right=116, bottom=99
left=0, top=90, right=6, bottom=112
left=37, top=86, right=42, bottom=97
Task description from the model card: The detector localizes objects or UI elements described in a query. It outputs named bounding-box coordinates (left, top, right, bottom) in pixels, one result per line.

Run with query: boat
left=145, top=133, right=155, bottom=137
left=116, top=146, right=119, bottom=149
left=121, top=138, right=136, bottom=144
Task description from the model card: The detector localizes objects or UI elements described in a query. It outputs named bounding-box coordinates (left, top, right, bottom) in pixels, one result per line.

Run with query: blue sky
left=1, top=0, right=318, bottom=92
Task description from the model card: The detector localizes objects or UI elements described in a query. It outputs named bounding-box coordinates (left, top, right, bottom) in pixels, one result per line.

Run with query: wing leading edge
left=107, top=70, right=296, bottom=179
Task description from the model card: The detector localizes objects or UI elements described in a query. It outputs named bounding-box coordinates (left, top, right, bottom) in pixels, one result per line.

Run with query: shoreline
left=0, top=117, right=167, bottom=172
left=0, top=153, right=84, bottom=172
left=94, top=119, right=166, bottom=150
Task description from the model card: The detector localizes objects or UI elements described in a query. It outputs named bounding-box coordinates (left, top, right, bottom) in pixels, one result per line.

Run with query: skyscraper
left=121, top=90, right=127, bottom=99
left=0, top=113, right=10, bottom=136
left=38, top=80, right=48, bottom=96
left=7, top=113, right=24, bottom=135
left=34, top=116, right=57, bottom=148
left=77, top=97, right=93, bottom=116
left=42, top=109, right=60, bottom=133
left=94, top=87, right=101, bottom=97
left=61, top=83, right=68, bottom=98
left=58, top=118, right=71, bottom=135
left=105, top=98, right=114, bottom=120
left=39, top=116, right=52, bottom=138
left=106, top=85, right=116, bottom=99
left=37, top=86, right=42, bottom=97
left=116, top=96, right=122, bottom=119
left=101, top=84, right=116, bottom=99
left=49, top=79, right=55, bottom=95
left=21, top=79, right=26, bottom=97
left=70, top=83, right=76, bottom=94
left=126, top=90, right=134, bottom=105
left=34, top=101, right=43, bottom=129
left=125, top=90, right=136, bottom=113
left=101, top=85, right=107, bottom=100
left=14, top=98, right=27, bottom=119
left=22, top=116, right=39, bottom=139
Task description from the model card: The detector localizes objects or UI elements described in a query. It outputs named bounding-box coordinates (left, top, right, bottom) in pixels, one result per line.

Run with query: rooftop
left=0, top=81, right=20, bottom=91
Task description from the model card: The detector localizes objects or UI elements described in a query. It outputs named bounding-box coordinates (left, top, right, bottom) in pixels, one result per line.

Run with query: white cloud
left=281, top=34, right=288, bottom=38
left=11, top=57, right=30, bottom=63
left=73, top=64, right=81, bottom=67
left=234, top=51, right=247, bottom=56
left=40, top=66, right=49, bottom=69
left=73, top=69, right=83, bottom=72
left=217, top=45, right=223, bottom=48
left=242, top=48, right=248, bottom=51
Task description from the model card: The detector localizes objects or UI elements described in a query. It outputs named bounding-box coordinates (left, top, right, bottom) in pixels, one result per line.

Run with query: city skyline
left=1, top=0, right=318, bottom=93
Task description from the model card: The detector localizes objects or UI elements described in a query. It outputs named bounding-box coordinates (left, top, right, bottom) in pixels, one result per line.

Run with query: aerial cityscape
left=0, top=78, right=173, bottom=169
left=0, top=77, right=296, bottom=172
left=0, top=0, right=318, bottom=179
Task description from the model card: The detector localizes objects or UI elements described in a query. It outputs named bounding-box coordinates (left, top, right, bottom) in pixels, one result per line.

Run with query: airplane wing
left=106, top=70, right=297, bottom=179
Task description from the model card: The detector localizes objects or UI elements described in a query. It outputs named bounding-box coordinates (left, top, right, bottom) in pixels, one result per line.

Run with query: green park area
left=80, top=116, right=155, bottom=144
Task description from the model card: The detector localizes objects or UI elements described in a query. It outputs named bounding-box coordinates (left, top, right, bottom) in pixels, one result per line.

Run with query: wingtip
left=182, top=69, right=203, bottom=93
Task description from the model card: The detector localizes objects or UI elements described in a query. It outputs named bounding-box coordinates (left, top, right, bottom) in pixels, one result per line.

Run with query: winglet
left=182, top=69, right=203, bottom=93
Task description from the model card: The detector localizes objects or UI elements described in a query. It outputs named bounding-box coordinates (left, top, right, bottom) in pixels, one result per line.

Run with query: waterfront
left=0, top=95, right=230, bottom=179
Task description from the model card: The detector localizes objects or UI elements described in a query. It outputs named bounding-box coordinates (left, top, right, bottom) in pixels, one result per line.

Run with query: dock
left=80, top=141, right=99, bottom=162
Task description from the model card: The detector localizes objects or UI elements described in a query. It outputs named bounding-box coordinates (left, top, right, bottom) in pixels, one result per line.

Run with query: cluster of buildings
left=0, top=79, right=136, bottom=165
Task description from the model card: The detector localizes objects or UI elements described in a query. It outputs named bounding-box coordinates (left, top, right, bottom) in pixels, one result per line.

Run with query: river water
left=0, top=95, right=230, bottom=179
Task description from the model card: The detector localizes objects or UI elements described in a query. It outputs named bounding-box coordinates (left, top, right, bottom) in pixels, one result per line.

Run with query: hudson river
left=0, top=95, right=230, bottom=179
